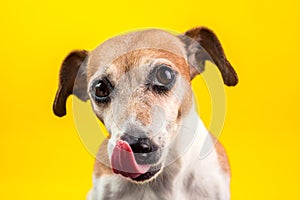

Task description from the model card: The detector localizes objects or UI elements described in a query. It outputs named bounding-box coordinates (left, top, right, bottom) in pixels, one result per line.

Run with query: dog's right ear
left=53, top=50, right=89, bottom=117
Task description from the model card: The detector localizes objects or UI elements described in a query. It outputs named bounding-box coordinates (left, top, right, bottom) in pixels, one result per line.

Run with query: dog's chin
left=129, top=164, right=162, bottom=183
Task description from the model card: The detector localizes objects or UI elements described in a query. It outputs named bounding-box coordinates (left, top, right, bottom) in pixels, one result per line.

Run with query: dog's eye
left=95, top=81, right=109, bottom=97
left=91, top=78, right=112, bottom=103
left=148, top=65, right=176, bottom=94
left=156, top=66, right=175, bottom=86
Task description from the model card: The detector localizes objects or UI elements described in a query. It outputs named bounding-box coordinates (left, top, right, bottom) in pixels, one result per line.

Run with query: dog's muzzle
left=111, top=134, right=161, bottom=182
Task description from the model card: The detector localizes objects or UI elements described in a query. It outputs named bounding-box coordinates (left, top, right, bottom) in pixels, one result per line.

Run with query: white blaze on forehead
left=87, top=29, right=187, bottom=72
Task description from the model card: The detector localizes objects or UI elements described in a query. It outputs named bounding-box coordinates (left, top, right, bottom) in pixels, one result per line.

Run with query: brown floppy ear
left=179, top=27, right=238, bottom=86
left=53, top=50, right=89, bottom=117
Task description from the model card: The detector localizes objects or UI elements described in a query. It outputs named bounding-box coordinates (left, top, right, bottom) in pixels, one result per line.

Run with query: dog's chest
left=89, top=155, right=229, bottom=200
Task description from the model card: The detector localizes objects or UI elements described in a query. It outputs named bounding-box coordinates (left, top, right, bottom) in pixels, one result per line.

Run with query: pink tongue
left=111, top=140, right=151, bottom=178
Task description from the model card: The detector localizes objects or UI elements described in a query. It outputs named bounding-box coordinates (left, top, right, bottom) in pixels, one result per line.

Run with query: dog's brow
left=89, top=64, right=110, bottom=79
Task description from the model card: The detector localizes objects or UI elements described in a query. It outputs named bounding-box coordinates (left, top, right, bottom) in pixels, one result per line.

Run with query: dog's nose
left=120, top=134, right=160, bottom=165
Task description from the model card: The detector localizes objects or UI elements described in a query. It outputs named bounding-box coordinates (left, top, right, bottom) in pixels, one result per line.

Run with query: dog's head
left=53, top=27, right=238, bottom=182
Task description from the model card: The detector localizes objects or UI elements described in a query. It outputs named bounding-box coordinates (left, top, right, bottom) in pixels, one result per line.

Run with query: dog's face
left=88, top=48, right=193, bottom=182
left=53, top=28, right=238, bottom=183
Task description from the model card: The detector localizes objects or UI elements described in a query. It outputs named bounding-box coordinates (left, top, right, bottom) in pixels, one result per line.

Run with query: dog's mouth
left=131, top=165, right=161, bottom=182
left=111, top=140, right=161, bottom=182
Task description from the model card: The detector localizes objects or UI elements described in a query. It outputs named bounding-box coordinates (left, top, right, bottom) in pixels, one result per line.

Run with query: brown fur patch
left=94, top=139, right=112, bottom=177
left=86, top=29, right=187, bottom=81
left=110, top=48, right=191, bottom=82
left=178, top=89, right=193, bottom=119
left=210, top=135, right=231, bottom=176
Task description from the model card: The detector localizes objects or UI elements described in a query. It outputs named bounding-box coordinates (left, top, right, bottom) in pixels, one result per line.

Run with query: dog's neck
left=149, top=106, right=210, bottom=198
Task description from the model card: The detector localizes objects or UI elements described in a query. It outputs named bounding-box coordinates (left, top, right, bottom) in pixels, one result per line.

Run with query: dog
left=53, top=26, right=238, bottom=200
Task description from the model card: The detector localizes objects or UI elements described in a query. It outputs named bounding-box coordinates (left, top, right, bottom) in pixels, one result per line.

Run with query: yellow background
left=1, top=0, right=299, bottom=199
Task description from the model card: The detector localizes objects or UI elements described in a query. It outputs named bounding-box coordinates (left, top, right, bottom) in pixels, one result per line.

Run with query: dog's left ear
left=179, top=27, right=238, bottom=86
left=53, top=50, right=89, bottom=117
